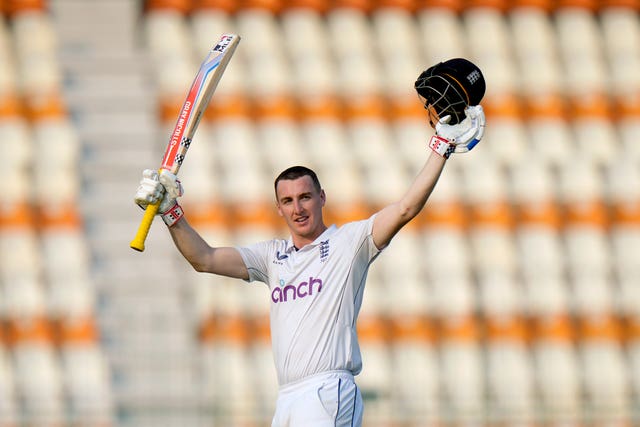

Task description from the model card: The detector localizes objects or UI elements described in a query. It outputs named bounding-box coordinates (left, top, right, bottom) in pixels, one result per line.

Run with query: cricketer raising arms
left=134, top=58, right=486, bottom=426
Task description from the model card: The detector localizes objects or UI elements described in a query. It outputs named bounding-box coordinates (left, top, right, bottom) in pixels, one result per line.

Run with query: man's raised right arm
left=134, top=169, right=249, bottom=280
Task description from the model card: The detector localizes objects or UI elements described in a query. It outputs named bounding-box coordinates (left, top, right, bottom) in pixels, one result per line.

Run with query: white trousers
left=271, top=370, right=363, bottom=427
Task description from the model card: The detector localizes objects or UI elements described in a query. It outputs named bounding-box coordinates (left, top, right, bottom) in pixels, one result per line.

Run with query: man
left=134, top=58, right=486, bottom=426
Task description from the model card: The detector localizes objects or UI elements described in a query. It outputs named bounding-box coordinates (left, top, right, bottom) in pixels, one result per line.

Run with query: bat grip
left=130, top=202, right=161, bottom=252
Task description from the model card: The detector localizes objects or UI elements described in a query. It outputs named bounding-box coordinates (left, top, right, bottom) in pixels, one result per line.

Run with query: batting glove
left=134, top=169, right=183, bottom=214
left=436, top=105, right=486, bottom=153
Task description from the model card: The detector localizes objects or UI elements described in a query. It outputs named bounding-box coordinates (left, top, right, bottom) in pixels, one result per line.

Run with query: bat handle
left=130, top=202, right=160, bottom=252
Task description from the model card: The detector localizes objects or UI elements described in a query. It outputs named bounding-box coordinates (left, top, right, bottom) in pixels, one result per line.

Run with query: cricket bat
left=130, top=33, right=241, bottom=252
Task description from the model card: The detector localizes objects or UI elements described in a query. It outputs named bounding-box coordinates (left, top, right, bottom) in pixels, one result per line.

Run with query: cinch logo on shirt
left=271, top=277, right=323, bottom=303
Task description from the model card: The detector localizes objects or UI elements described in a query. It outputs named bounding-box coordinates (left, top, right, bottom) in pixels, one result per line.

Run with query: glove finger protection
left=158, top=170, right=184, bottom=212
left=135, top=169, right=164, bottom=208
left=134, top=169, right=184, bottom=214
left=435, top=105, right=486, bottom=153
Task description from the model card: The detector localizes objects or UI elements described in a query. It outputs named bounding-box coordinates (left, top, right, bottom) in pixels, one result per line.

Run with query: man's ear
left=320, top=189, right=326, bottom=206
left=276, top=202, right=283, bottom=217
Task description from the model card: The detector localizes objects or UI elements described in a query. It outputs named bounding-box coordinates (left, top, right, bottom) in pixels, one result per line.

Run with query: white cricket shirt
left=235, top=216, right=382, bottom=386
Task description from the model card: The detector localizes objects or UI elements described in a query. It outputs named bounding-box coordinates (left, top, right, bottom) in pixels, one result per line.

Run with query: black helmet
left=415, top=58, right=486, bottom=125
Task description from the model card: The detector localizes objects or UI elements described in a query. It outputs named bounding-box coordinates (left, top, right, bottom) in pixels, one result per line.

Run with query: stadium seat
left=376, top=227, right=429, bottom=316
left=0, top=223, right=46, bottom=320
left=371, top=1, right=422, bottom=99
left=554, top=3, right=608, bottom=97
left=0, top=115, right=32, bottom=205
left=416, top=0, right=467, bottom=63
left=58, top=316, right=114, bottom=426
left=508, top=2, right=564, bottom=98
left=144, top=2, right=195, bottom=100
left=254, top=97, right=308, bottom=177
left=31, top=117, right=81, bottom=209
left=531, top=314, right=582, bottom=422
left=438, top=316, right=485, bottom=424
left=190, top=0, right=238, bottom=56
left=511, top=155, right=566, bottom=279
left=600, top=3, right=640, bottom=99
left=429, top=274, right=476, bottom=320
left=606, top=147, right=640, bottom=213
left=578, top=314, right=631, bottom=424
left=525, top=96, right=575, bottom=167
left=281, top=1, right=337, bottom=103
left=246, top=313, right=278, bottom=420
left=38, top=207, right=89, bottom=285
left=484, top=316, right=536, bottom=424
left=326, top=2, right=384, bottom=101
left=617, top=114, right=640, bottom=164
left=356, top=314, right=393, bottom=422
left=390, top=102, right=434, bottom=172
left=389, top=315, right=440, bottom=424
left=299, top=104, right=353, bottom=174
left=524, top=274, right=571, bottom=320
left=559, top=157, right=612, bottom=278
left=626, top=320, right=640, bottom=416
left=463, top=1, right=518, bottom=98
left=176, top=123, right=223, bottom=206
left=236, top=1, right=291, bottom=107
left=9, top=317, right=65, bottom=427
left=198, top=314, right=257, bottom=424
left=466, top=186, right=518, bottom=278
left=572, top=99, right=620, bottom=167
left=421, top=218, right=472, bottom=284
left=517, top=223, right=565, bottom=278
left=481, top=110, right=529, bottom=168
left=477, top=270, right=523, bottom=319
left=0, top=17, right=17, bottom=97
left=0, top=335, right=18, bottom=427
left=10, top=6, right=62, bottom=99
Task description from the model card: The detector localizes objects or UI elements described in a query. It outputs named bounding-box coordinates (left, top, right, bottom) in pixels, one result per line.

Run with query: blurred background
left=0, top=0, right=639, bottom=426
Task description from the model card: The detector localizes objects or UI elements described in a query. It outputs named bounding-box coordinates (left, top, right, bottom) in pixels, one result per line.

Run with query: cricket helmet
left=415, top=58, right=486, bottom=125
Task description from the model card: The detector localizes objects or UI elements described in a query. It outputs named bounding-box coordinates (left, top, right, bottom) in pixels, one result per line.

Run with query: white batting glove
left=134, top=169, right=183, bottom=214
left=436, top=105, right=486, bottom=153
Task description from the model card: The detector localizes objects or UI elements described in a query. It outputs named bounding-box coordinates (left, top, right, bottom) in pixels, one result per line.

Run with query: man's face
left=275, top=175, right=326, bottom=243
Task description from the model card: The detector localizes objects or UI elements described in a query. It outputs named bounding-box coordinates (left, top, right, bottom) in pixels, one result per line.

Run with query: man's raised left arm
left=372, top=105, right=485, bottom=249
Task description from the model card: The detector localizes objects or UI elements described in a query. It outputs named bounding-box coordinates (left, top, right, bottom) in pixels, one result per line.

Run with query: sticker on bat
left=213, top=35, right=234, bottom=52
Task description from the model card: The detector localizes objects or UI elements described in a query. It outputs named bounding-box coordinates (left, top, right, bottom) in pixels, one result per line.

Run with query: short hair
left=274, top=166, right=322, bottom=196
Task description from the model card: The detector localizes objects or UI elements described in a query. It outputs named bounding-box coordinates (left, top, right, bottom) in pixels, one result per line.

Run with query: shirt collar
left=286, top=224, right=337, bottom=253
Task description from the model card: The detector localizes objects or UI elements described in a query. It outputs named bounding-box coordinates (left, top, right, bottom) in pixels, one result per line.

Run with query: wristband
left=429, top=135, right=454, bottom=159
left=161, top=202, right=184, bottom=227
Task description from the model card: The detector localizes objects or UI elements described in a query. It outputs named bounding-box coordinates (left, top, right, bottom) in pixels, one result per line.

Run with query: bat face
left=160, top=33, right=241, bottom=174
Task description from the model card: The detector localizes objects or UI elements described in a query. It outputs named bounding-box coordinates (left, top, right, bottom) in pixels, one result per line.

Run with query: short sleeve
left=235, top=240, right=273, bottom=284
